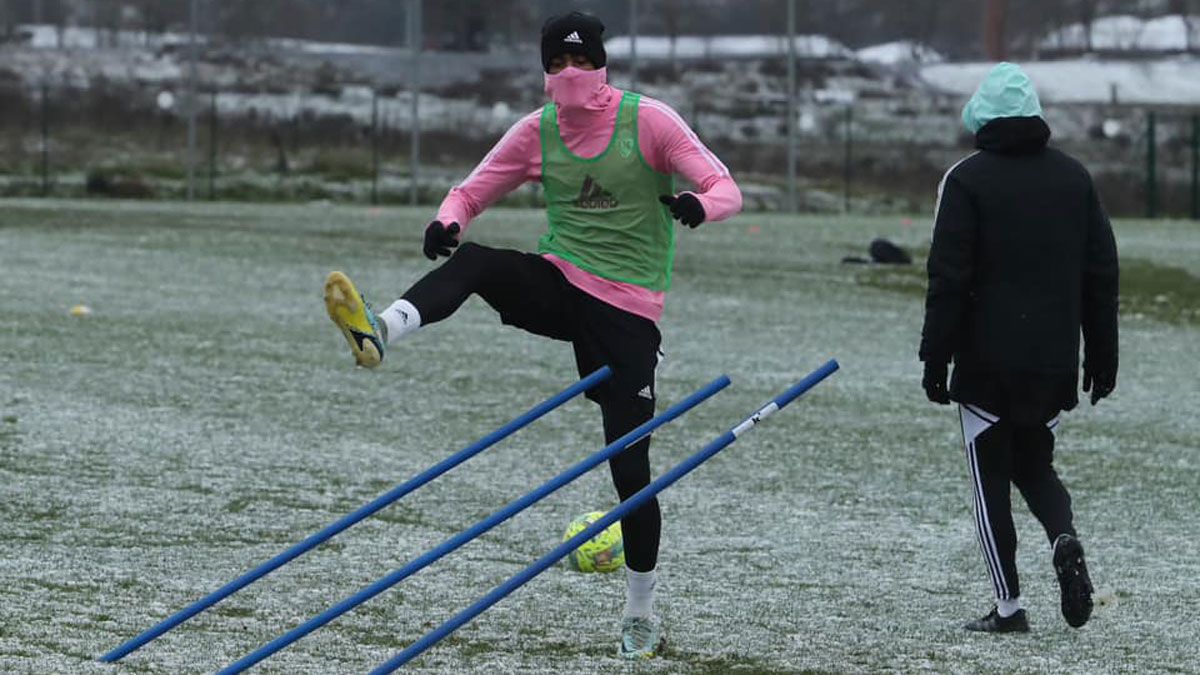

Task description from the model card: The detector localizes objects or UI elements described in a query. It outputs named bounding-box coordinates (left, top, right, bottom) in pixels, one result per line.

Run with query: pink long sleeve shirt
left=435, top=83, right=743, bottom=323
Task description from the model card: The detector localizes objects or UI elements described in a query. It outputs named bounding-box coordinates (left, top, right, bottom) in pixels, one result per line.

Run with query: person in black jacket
left=919, top=63, right=1119, bottom=633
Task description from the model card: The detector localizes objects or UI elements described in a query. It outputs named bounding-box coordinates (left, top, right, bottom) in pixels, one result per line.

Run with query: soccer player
left=919, top=63, right=1118, bottom=633
left=324, top=11, right=742, bottom=658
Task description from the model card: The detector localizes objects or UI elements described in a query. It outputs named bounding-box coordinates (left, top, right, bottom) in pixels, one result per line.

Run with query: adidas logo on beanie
left=541, top=11, right=606, bottom=72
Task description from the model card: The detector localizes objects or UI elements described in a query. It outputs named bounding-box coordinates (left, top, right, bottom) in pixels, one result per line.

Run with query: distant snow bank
left=14, top=23, right=408, bottom=56
left=922, top=58, right=1200, bottom=105
left=856, top=41, right=944, bottom=65
left=604, top=34, right=853, bottom=60
left=1042, top=14, right=1200, bottom=52
left=19, top=23, right=197, bottom=49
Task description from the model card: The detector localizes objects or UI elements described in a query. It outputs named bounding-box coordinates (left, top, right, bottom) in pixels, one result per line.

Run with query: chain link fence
left=1, top=65, right=1197, bottom=218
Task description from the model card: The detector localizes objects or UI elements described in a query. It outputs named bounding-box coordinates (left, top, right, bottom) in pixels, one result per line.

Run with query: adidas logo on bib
left=563, top=31, right=583, bottom=44
left=575, top=175, right=618, bottom=209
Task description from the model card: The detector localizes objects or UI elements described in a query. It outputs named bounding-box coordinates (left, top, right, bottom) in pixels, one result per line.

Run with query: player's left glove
left=922, top=361, right=950, bottom=405
left=1082, top=360, right=1116, bottom=406
left=659, top=193, right=705, bottom=228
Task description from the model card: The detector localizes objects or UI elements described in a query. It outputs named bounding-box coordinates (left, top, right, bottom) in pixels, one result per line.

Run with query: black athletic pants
left=403, top=243, right=663, bottom=572
left=959, top=404, right=1077, bottom=600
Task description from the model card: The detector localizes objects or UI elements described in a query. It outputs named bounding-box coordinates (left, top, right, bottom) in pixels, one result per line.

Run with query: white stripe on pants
left=959, top=404, right=1012, bottom=601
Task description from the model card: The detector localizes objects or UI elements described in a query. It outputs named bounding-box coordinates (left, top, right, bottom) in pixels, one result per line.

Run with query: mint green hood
left=961, top=62, right=1044, bottom=134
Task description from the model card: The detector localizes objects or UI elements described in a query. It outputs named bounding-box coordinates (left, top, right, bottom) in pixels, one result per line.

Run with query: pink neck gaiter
left=544, top=66, right=609, bottom=112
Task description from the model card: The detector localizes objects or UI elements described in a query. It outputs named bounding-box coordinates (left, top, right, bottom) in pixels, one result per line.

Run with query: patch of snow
left=1142, top=15, right=1200, bottom=50
left=814, top=89, right=856, bottom=105
left=605, top=34, right=853, bottom=61
left=268, top=37, right=405, bottom=57
left=856, top=41, right=944, bottom=65
left=921, top=58, right=1200, bottom=105
left=1041, top=14, right=1200, bottom=52
left=18, top=23, right=199, bottom=49
left=0, top=47, right=184, bottom=88
left=16, top=23, right=419, bottom=56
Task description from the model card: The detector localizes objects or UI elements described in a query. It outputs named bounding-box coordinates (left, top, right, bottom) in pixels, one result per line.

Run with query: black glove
left=423, top=221, right=460, bottom=260
left=1082, top=361, right=1117, bottom=406
left=659, top=193, right=705, bottom=228
left=923, top=361, right=951, bottom=405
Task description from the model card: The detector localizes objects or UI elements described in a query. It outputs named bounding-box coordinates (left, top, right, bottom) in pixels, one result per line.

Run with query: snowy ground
left=1, top=201, right=1198, bottom=674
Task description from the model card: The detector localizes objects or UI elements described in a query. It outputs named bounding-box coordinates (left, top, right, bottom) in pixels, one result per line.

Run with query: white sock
left=997, top=597, right=1022, bottom=618
left=624, top=567, right=656, bottom=619
left=379, top=300, right=421, bottom=344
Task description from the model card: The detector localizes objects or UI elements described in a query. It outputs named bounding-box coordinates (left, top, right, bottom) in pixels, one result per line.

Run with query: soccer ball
left=563, top=511, right=624, bottom=573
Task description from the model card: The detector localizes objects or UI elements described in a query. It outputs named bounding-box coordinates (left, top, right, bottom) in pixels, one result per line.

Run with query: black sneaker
left=1053, top=534, right=1094, bottom=628
left=964, top=607, right=1030, bottom=633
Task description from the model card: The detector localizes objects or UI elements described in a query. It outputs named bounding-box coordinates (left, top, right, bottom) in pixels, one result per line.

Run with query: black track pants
left=403, top=243, right=663, bottom=571
left=959, top=404, right=1077, bottom=600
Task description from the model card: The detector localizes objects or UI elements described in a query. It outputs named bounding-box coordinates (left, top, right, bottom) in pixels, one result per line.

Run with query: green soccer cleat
left=324, top=271, right=386, bottom=368
left=619, top=615, right=666, bottom=660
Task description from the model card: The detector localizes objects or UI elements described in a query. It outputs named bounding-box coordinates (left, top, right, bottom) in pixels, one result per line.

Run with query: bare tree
left=132, top=0, right=188, bottom=37
left=216, top=0, right=314, bottom=44
left=1171, top=0, right=1197, bottom=51
left=984, top=0, right=1009, bottom=60
left=0, top=0, right=13, bottom=42
left=1077, top=0, right=1099, bottom=52
left=90, top=0, right=123, bottom=48
left=46, top=0, right=71, bottom=48
left=647, top=0, right=712, bottom=73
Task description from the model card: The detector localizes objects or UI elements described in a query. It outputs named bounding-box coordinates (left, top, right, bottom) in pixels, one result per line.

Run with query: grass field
left=2, top=200, right=1198, bottom=674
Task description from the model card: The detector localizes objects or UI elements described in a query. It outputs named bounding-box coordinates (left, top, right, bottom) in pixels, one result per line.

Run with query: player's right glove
left=922, top=361, right=951, bottom=405
left=423, top=221, right=461, bottom=260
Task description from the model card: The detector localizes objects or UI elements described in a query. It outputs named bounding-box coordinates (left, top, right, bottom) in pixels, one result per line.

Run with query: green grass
left=1, top=201, right=1198, bottom=673
left=859, top=254, right=1200, bottom=326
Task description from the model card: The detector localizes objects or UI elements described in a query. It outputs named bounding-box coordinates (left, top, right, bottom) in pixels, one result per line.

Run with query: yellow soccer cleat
left=324, top=271, right=386, bottom=368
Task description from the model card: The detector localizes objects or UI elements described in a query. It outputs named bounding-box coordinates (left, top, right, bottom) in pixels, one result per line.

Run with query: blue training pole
left=220, top=375, right=730, bottom=674
left=371, top=359, right=839, bottom=673
left=100, top=367, right=611, bottom=664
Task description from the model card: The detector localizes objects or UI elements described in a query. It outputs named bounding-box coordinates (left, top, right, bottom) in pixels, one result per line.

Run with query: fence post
left=185, top=0, right=198, bottom=201
left=843, top=104, right=853, bottom=214
left=408, top=0, right=422, bottom=207
left=371, top=88, right=380, bottom=205
left=1146, top=110, right=1157, bottom=219
left=40, top=82, right=49, bottom=197
left=1191, top=112, right=1198, bottom=221
left=785, top=0, right=796, bottom=213
left=208, top=90, right=217, bottom=200
left=630, top=0, right=639, bottom=91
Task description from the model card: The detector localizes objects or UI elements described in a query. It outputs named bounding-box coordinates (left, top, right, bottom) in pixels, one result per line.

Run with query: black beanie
left=541, top=11, right=606, bottom=72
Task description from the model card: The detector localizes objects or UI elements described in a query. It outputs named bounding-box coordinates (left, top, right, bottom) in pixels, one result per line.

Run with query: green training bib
left=537, top=92, right=676, bottom=291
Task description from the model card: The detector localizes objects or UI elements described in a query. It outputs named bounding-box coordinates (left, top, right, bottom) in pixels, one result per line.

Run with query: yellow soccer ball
left=563, top=511, right=624, bottom=573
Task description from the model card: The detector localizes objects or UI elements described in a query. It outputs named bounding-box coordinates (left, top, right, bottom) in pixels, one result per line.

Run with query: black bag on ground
left=869, top=238, right=912, bottom=265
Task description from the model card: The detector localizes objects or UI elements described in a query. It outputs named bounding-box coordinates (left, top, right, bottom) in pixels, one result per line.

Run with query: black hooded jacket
left=919, top=117, right=1119, bottom=423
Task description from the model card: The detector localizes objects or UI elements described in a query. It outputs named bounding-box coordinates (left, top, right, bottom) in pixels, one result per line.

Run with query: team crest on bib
left=617, top=133, right=635, bottom=159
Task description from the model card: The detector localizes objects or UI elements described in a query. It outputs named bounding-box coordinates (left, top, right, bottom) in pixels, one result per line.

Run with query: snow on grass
left=1, top=201, right=1197, bottom=673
